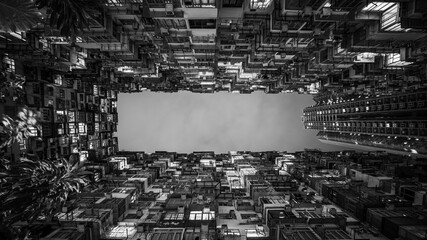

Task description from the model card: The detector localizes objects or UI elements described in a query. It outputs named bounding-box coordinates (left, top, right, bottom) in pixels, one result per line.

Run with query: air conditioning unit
left=321, top=6, right=332, bottom=17
left=303, top=6, right=313, bottom=16
left=77, top=224, right=85, bottom=232
left=62, top=207, right=68, bottom=213
left=178, top=206, right=185, bottom=213
left=160, top=27, right=169, bottom=36
left=281, top=24, right=289, bottom=32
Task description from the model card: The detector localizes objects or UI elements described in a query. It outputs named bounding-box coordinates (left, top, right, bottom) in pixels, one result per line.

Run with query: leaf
left=35, top=0, right=106, bottom=36
left=0, top=0, right=43, bottom=32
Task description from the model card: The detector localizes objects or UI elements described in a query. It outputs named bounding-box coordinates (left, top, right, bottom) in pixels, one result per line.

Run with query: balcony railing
left=100, top=43, right=129, bottom=51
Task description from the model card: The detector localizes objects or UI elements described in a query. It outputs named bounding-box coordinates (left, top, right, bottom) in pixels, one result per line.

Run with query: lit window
left=69, top=123, right=76, bottom=134
left=27, top=125, right=38, bottom=137
left=381, top=4, right=402, bottom=31
left=61, top=137, right=68, bottom=145
left=54, top=75, right=63, bottom=85
left=184, top=0, right=216, bottom=8
left=189, top=211, right=215, bottom=220
left=3, top=55, right=15, bottom=72
left=250, top=0, right=272, bottom=10
left=78, top=123, right=86, bottom=133
left=93, top=85, right=99, bottom=95
left=20, top=139, right=27, bottom=150
left=68, top=111, right=75, bottom=122
left=106, top=0, right=123, bottom=6
left=164, top=213, right=185, bottom=221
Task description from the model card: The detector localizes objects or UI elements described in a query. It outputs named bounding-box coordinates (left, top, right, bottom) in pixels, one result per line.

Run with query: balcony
left=100, top=43, right=130, bottom=52
left=150, top=9, right=185, bottom=18
left=183, top=0, right=216, bottom=8
left=146, top=0, right=182, bottom=8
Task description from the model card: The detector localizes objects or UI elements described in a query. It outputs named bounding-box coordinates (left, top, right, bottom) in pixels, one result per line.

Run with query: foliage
left=0, top=107, right=40, bottom=149
left=35, top=0, right=105, bottom=37
left=0, top=70, right=26, bottom=102
left=0, top=107, right=91, bottom=239
left=0, top=0, right=43, bottom=33
left=0, top=156, right=91, bottom=234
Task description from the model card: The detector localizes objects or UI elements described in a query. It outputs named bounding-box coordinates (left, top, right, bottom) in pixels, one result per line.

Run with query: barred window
left=164, top=212, right=184, bottom=221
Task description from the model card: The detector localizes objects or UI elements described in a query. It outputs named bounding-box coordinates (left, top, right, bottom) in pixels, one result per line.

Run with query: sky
left=116, top=91, right=346, bottom=153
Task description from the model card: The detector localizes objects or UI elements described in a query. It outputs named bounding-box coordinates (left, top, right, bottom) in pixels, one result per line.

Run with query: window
left=54, top=75, right=63, bottom=85
left=381, top=4, right=401, bottom=31
left=58, top=127, right=64, bottom=135
left=61, top=137, right=68, bottom=145
left=20, top=139, right=27, bottom=151
left=3, top=55, right=15, bottom=72
left=78, top=123, right=86, bottom=134
left=87, top=113, right=93, bottom=122
left=387, top=53, right=400, bottom=65
left=164, top=212, right=184, bottom=221
left=250, top=0, right=272, bottom=10
left=189, top=211, right=215, bottom=220
left=34, top=97, right=41, bottom=107
left=223, top=0, right=243, bottom=7
left=32, top=83, right=40, bottom=94
left=62, top=147, right=69, bottom=155
left=189, top=19, right=216, bottom=29
left=68, top=111, right=76, bottom=122
left=93, top=85, right=99, bottom=95
left=69, top=123, right=76, bottom=134
left=184, top=0, right=216, bottom=8
left=42, top=109, right=50, bottom=122
left=106, top=0, right=124, bottom=6
left=59, top=89, right=65, bottom=98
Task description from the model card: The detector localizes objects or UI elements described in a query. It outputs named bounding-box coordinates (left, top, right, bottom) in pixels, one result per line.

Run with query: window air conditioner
left=321, top=7, right=332, bottom=18
left=281, top=24, right=288, bottom=32
left=303, top=6, right=313, bottom=16
left=313, top=28, right=321, bottom=36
